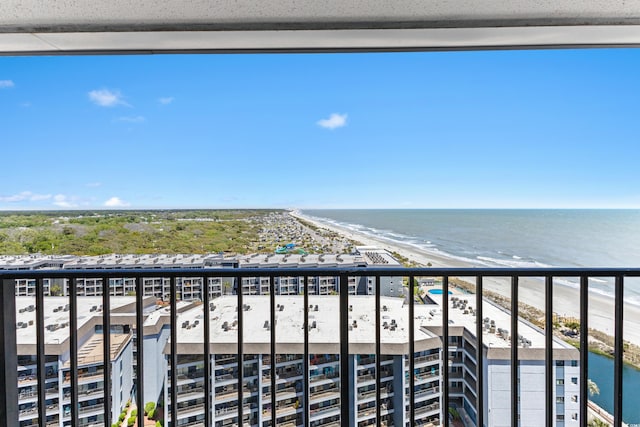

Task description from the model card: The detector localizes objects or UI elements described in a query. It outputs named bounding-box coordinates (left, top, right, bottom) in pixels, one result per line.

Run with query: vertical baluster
left=409, top=275, right=415, bottom=427
left=136, top=277, right=145, bottom=427
left=170, top=276, right=178, bottom=427
left=203, top=276, right=211, bottom=427
left=511, top=276, right=519, bottom=427
left=36, top=277, right=46, bottom=427
left=475, top=276, right=484, bottom=427
left=270, top=276, right=276, bottom=426
left=339, top=273, right=350, bottom=427
left=102, top=276, right=112, bottom=427
left=69, top=277, right=79, bottom=426
left=237, top=275, right=244, bottom=427
left=303, top=275, right=309, bottom=427
left=580, top=275, right=589, bottom=426
left=375, top=275, right=381, bottom=427
left=442, top=276, right=449, bottom=427
left=614, top=275, right=624, bottom=427
left=0, top=277, right=18, bottom=426
left=545, top=275, right=553, bottom=427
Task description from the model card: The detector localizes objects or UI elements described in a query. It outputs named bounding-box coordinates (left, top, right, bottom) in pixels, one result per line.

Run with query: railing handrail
left=3, top=265, right=637, bottom=427
left=3, top=266, right=640, bottom=279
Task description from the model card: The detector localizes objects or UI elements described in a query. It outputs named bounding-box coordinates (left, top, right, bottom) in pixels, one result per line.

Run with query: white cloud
left=104, top=197, right=131, bottom=208
left=159, top=97, right=174, bottom=105
left=88, top=89, right=129, bottom=107
left=317, top=113, right=348, bottom=130
left=0, top=80, right=14, bottom=89
left=0, top=191, right=51, bottom=203
left=86, top=182, right=102, bottom=188
left=115, top=115, right=145, bottom=123
left=53, top=194, right=78, bottom=208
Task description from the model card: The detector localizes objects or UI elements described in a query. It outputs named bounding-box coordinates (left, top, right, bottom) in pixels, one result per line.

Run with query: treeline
left=0, top=210, right=281, bottom=256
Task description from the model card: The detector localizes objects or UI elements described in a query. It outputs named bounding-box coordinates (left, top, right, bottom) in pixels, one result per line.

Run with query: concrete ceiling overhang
left=2, top=0, right=640, bottom=54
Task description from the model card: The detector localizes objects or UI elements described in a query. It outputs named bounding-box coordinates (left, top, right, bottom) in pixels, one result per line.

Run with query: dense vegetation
left=0, top=210, right=281, bottom=256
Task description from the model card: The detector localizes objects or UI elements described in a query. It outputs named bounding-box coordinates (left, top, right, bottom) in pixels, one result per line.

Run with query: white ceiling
left=2, top=0, right=640, bottom=54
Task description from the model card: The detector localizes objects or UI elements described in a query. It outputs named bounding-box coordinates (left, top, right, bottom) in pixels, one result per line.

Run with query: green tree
left=49, top=283, right=63, bottom=296
left=588, top=379, right=600, bottom=396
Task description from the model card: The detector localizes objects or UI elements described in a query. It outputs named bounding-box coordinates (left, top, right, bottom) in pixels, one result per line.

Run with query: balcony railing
left=1, top=266, right=639, bottom=427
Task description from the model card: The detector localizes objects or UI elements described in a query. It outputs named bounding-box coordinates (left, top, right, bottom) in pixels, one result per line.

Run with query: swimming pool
left=428, top=289, right=453, bottom=295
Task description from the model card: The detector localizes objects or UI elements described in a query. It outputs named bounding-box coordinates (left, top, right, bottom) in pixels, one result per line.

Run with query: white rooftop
left=237, top=253, right=366, bottom=268
left=15, top=296, right=135, bottom=346
left=173, top=295, right=437, bottom=347
left=422, top=293, right=575, bottom=351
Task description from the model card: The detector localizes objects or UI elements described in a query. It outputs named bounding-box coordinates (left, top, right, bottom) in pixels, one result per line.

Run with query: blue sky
left=1, top=49, right=639, bottom=210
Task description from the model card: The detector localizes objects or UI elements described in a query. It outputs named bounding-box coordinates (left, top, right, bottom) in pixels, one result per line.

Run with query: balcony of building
left=1, top=266, right=638, bottom=427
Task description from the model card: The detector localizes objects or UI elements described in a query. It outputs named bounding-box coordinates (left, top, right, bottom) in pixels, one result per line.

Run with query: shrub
left=144, top=402, right=156, bottom=415
left=119, top=412, right=126, bottom=422
left=131, top=409, right=138, bottom=417
left=156, top=421, right=163, bottom=427
left=127, top=416, right=136, bottom=426
left=112, top=424, right=119, bottom=427
left=147, top=408, right=155, bottom=419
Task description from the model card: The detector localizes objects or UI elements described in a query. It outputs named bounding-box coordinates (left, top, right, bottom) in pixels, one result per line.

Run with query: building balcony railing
left=1, top=266, right=638, bottom=427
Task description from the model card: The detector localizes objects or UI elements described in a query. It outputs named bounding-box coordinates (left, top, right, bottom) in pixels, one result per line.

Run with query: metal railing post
left=614, top=275, right=624, bottom=427
left=545, top=275, right=553, bottom=427
left=408, top=275, right=415, bottom=427
left=511, top=276, right=519, bottom=427
left=339, top=273, right=350, bottom=427
left=475, top=276, right=484, bottom=427
left=135, top=277, right=145, bottom=427
left=0, top=278, right=18, bottom=427
left=580, top=275, right=589, bottom=426
left=442, top=276, right=450, bottom=427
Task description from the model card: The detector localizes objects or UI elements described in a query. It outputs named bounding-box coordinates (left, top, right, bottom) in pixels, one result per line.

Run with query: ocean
left=301, top=209, right=640, bottom=303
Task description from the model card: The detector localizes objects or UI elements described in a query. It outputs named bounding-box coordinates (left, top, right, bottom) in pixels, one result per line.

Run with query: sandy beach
left=292, top=210, right=640, bottom=347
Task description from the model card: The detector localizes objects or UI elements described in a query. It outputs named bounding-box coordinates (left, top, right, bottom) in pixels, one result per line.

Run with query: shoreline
left=291, top=210, right=640, bottom=347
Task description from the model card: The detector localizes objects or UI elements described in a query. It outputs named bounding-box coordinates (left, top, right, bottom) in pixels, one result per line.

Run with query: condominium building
left=150, top=291, right=580, bottom=427
left=151, top=295, right=442, bottom=427
left=15, top=296, right=156, bottom=427
left=4, top=254, right=235, bottom=301
left=4, top=247, right=403, bottom=300
left=237, top=246, right=403, bottom=297
left=421, top=292, right=581, bottom=427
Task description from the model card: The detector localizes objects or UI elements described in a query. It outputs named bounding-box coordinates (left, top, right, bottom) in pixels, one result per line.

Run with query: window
left=557, top=396, right=565, bottom=403
left=571, top=395, right=578, bottom=402
left=557, top=415, right=565, bottom=421
left=570, top=360, right=578, bottom=367
left=571, top=377, right=578, bottom=385
left=555, top=361, right=565, bottom=366
left=557, top=379, right=565, bottom=385
left=571, top=413, right=578, bottom=420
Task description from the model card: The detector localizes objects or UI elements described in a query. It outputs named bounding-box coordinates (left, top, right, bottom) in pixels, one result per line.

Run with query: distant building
left=3, top=248, right=402, bottom=300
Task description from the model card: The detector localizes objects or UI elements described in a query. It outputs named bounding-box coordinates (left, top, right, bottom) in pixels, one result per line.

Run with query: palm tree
left=588, top=379, right=600, bottom=397
left=587, top=418, right=608, bottom=427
